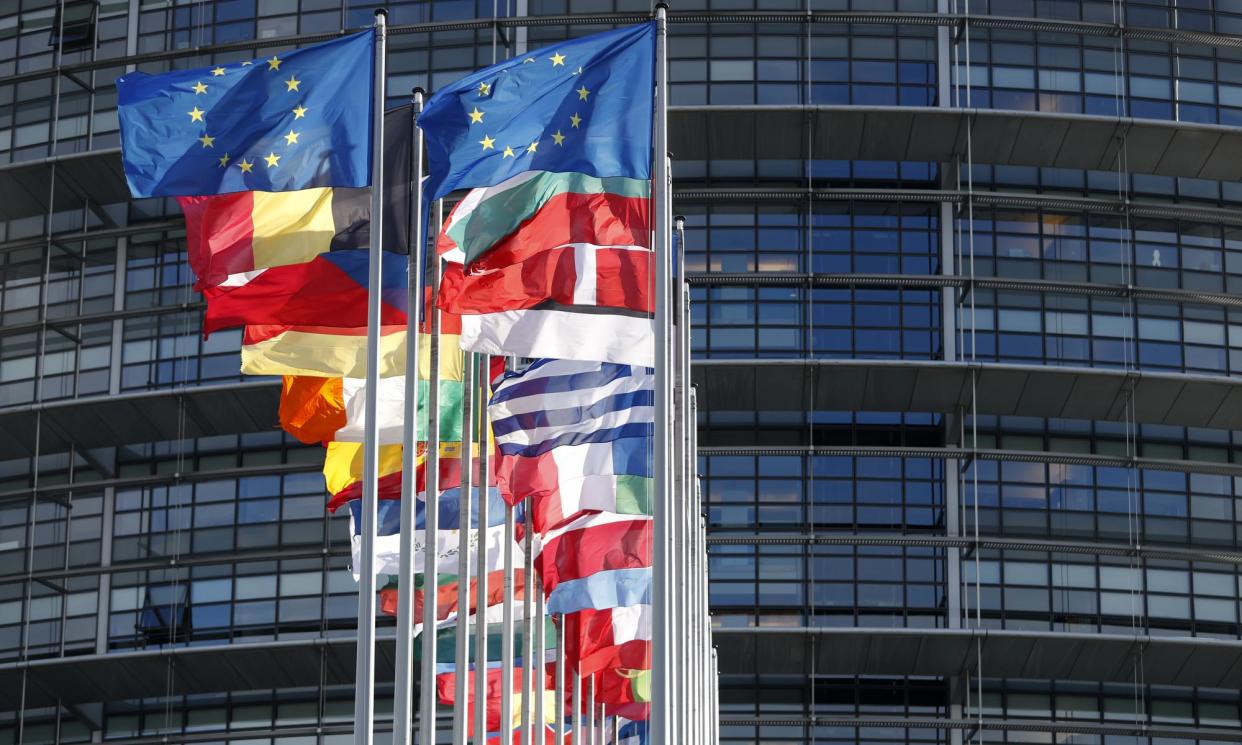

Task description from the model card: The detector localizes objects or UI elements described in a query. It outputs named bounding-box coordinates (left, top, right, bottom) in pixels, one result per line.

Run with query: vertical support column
left=94, top=486, right=115, bottom=657
left=109, top=237, right=126, bottom=397
left=937, top=0, right=966, bottom=738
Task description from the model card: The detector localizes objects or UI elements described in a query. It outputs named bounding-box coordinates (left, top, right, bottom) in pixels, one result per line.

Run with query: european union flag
left=418, top=22, right=655, bottom=201
left=118, top=29, right=375, bottom=198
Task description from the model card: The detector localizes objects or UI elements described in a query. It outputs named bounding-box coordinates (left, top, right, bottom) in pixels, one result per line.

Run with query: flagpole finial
left=655, top=1, right=670, bottom=9
left=374, top=7, right=388, bottom=19
left=674, top=214, right=685, bottom=226
left=412, top=86, right=426, bottom=96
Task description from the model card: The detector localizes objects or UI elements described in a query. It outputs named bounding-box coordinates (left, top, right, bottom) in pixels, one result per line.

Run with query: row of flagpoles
left=114, top=5, right=716, bottom=743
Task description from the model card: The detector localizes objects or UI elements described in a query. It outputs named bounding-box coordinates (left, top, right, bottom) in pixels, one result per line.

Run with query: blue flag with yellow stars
left=117, top=29, right=375, bottom=198
left=418, top=22, right=655, bottom=201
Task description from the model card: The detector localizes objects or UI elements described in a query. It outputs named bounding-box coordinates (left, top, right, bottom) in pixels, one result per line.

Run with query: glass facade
left=2, top=1, right=1242, bottom=744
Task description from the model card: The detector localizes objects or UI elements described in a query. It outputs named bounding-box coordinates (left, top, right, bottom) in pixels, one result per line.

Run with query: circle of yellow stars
left=471, top=50, right=591, bottom=159
left=187, top=54, right=310, bottom=177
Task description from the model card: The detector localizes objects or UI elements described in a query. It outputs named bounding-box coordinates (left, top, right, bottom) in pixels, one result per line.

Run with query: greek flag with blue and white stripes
left=489, top=358, right=654, bottom=457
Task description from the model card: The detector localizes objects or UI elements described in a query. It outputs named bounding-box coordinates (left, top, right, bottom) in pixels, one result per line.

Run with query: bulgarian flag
left=435, top=171, right=654, bottom=368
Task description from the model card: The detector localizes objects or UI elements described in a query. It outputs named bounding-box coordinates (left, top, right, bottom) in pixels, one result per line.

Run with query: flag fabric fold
left=346, top=498, right=520, bottom=579
left=201, top=249, right=409, bottom=336
left=534, top=512, right=652, bottom=597
left=562, top=604, right=652, bottom=677
left=495, top=438, right=652, bottom=532
left=460, top=309, right=655, bottom=367
left=241, top=323, right=409, bottom=377
left=118, top=29, right=376, bottom=197
left=177, top=106, right=412, bottom=290
left=437, top=170, right=650, bottom=269
left=489, top=359, right=654, bottom=458
left=418, top=22, right=655, bottom=201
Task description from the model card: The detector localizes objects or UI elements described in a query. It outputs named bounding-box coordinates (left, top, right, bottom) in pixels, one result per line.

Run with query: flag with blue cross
left=418, top=22, right=656, bottom=201
left=117, top=29, right=375, bottom=198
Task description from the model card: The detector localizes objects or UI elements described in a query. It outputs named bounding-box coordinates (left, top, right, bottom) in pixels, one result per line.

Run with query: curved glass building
left=2, top=0, right=1242, bottom=743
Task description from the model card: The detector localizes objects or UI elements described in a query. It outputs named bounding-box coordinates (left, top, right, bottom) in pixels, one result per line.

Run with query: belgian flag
left=178, top=106, right=414, bottom=332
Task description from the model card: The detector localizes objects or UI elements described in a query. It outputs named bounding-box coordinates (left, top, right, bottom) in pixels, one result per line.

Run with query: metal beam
left=669, top=106, right=1242, bottom=181
left=704, top=532, right=1242, bottom=564
left=11, top=106, right=1242, bottom=221
left=716, top=716, right=1242, bottom=742
left=674, top=186, right=1242, bottom=227
left=686, top=272, right=1242, bottom=308
left=693, top=359, right=1242, bottom=430
left=711, top=627, right=1242, bottom=688
left=699, top=445, right=1242, bottom=478
left=2, top=11, right=1240, bottom=90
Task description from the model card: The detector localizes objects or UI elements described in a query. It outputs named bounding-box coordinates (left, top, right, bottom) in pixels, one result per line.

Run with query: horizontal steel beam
left=674, top=186, right=1242, bottom=226
left=1, top=11, right=1238, bottom=89
left=699, top=445, right=1242, bottom=477
left=704, top=532, right=1242, bottom=564
left=716, top=716, right=1242, bottom=742
left=686, top=271, right=1242, bottom=308
left=694, top=358, right=1242, bottom=430
left=711, top=626, right=1242, bottom=688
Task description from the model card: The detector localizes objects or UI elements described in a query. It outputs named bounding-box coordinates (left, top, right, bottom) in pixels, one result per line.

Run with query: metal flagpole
left=474, top=353, right=491, bottom=744
left=521, top=505, right=535, bottom=745
left=650, top=4, right=672, bottom=743
left=500, top=502, right=516, bottom=743
left=453, top=353, right=476, bottom=745
left=394, top=85, right=426, bottom=745
left=534, top=574, right=546, bottom=741
left=355, top=11, right=387, bottom=745
left=420, top=204, right=445, bottom=745
left=585, top=677, right=593, bottom=745
left=555, top=614, right=566, bottom=744
left=675, top=215, right=690, bottom=745
left=571, top=668, right=582, bottom=745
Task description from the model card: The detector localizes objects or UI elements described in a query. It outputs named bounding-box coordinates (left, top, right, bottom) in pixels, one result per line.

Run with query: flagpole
left=675, top=213, right=685, bottom=745
left=585, top=677, right=594, bottom=745
left=555, top=613, right=566, bottom=744
left=474, top=352, right=491, bottom=744
left=521, top=504, right=535, bottom=745
left=572, top=668, right=582, bottom=745
left=650, top=4, right=672, bottom=744
left=500, top=502, right=516, bottom=743
left=392, top=84, right=425, bottom=745
left=535, top=581, right=546, bottom=740
left=420, top=205, right=445, bottom=745
left=454, top=352, right=476, bottom=745
left=354, top=11, right=387, bottom=745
